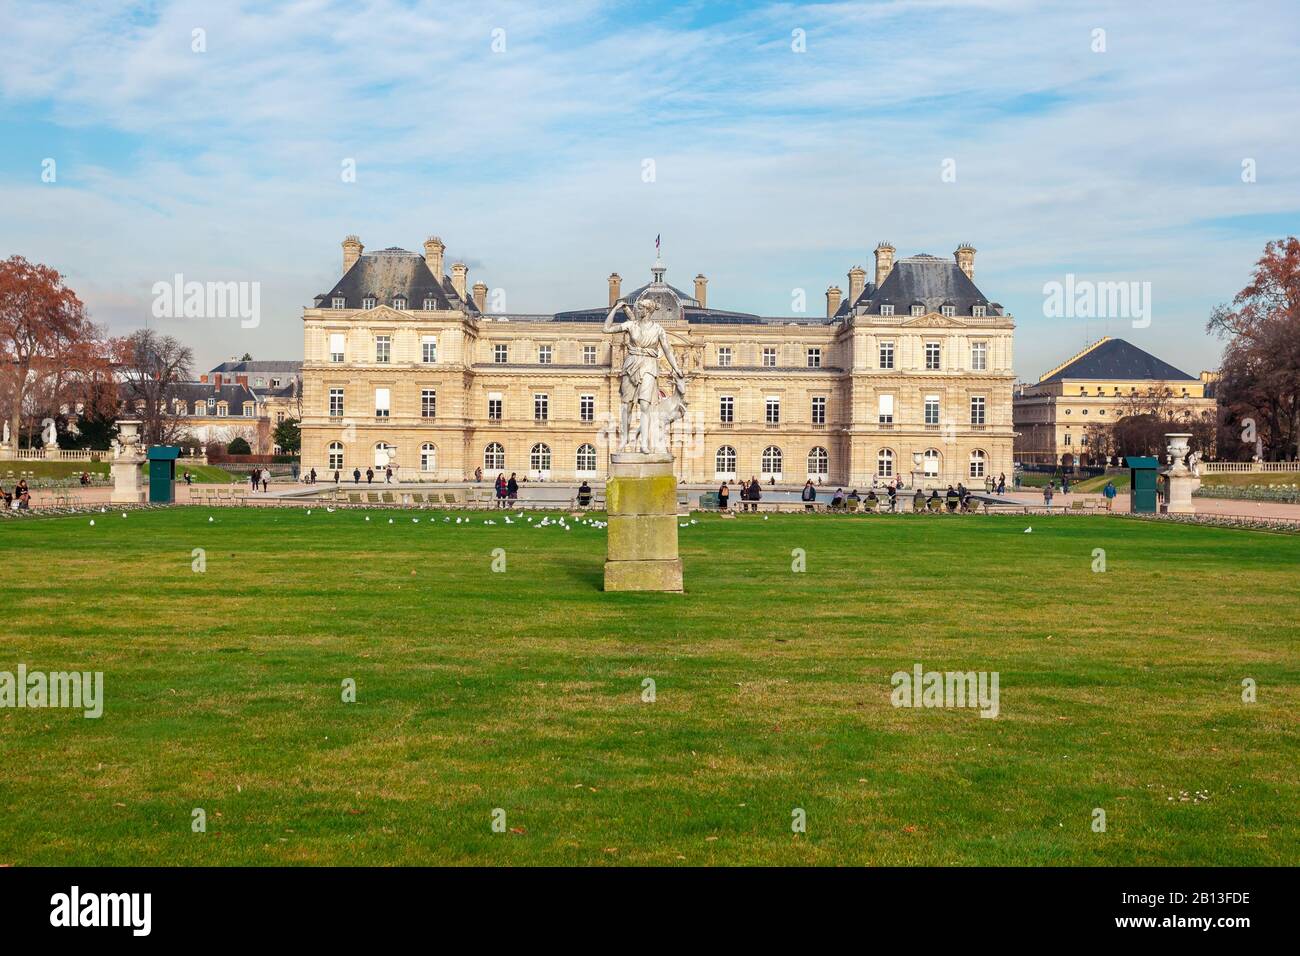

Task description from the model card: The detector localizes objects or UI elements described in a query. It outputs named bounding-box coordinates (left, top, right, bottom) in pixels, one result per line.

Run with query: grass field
left=0, top=460, right=234, bottom=483
left=2, top=507, right=1297, bottom=866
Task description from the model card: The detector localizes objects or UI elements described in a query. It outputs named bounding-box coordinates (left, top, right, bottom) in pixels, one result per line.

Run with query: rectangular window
left=538, top=345, right=552, bottom=365
left=973, top=305, right=987, bottom=317
left=811, top=396, right=826, bottom=425
left=718, top=346, right=732, bottom=368
left=332, top=297, right=345, bottom=309
left=421, top=389, right=437, bottom=419
left=765, top=397, right=780, bottom=424
left=328, top=387, right=344, bottom=417
left=494, top=344, right=508, bottom=364
left=970, top=396, right=986, bottom=425
left=924, top=395, right=940, bottom=426
left=580, top=394, right=594, bottom=422
left=1064, top=433, right=1072, bottom=446
left=583, top=345, right=597, bottom=365
left=375, top=335, right=391, bottom=364
left=925, top=342, right=941, bottom=370
left=375, top=387, right=390, bottom=419
left=719, top=395, right=734, bottom=423
left=807, top=348, right=821, bottom=368
left=880, top=304, right=894, bottom=317
left=879, top=342, right=894, bottom=369
left=422, top=336, right=437, bottom=363
left=534, top=393, right=548, bottom=422
left=971, top=341, right=987, bottom=371
left=941, top=304, right=955, bottom=317
left=487, top=395, right=502, bottom=420
left=878, top=394, right=894, bottom=424
left=762, top=347, right=777, bottom=368
left=329, top=333, right=345, bottom=363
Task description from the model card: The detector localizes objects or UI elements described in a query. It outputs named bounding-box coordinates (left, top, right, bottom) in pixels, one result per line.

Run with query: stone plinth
left=604, top=452, right=683, bottom=592
left=110, top=457, right=145, bottom=504
left=1163, top=471, right=1196, bottom=515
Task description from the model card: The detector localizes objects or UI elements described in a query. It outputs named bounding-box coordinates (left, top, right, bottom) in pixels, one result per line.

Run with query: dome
left=633, top=258, right=683, bottom=324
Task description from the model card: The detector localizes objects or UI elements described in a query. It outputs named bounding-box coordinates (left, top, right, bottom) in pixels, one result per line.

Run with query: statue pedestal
left=604, top=452, right=683, bottom=593
left=1163, top=470, right=1196, bottom=515
left=111, top=456, right=146, bottom=504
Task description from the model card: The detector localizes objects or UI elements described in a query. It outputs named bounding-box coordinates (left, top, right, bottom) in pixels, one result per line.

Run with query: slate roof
left=313, top=247, right=477, bottom=314
left=209, top=360, right=302, bottom=375
left=120, top=381, right=261, bottom=415
left=1041, top=338, right=1195, bottom=383
left=839, top=255, right=1003, bottom=318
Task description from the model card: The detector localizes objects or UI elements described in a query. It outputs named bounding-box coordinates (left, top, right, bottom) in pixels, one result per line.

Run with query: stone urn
left=1164, top=433, right=1192, bottom=474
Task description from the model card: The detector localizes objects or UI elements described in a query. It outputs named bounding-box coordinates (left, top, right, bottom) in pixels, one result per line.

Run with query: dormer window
left=331, top=296, right=345, bottom=309
left=880, top=304, right=894, bottom=317
left=972, top=304, right=987, bottom=317
left=911, top=303, right=924, bottom=317
left=393, top=296, right=407, bottom=310
left=423, top=297, right=436, bottom=310
left=362, top=296, right=376, bottom=309
left=941, top=304, right=955, bottom=317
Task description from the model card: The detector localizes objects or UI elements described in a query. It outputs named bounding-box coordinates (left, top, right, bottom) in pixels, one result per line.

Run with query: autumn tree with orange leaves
left=0, top=255, right=111, bottom=447
left=1208, top=237, right=1300, bottom=460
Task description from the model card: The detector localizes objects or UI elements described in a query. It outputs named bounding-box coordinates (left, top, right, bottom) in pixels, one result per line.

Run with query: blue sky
left=1, top=0, right=1297, bottom=378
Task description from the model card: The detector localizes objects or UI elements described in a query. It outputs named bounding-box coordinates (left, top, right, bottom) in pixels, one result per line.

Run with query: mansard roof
left=313, top=247, right=477, bottom=314
left=844, top=254, right=1003, bottom=317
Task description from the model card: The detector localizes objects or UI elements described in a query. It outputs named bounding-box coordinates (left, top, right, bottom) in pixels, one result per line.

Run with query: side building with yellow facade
left=300, top=235, right=1016, bottom=487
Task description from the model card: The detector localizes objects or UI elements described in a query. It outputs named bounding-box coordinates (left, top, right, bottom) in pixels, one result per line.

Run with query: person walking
left=333, top=469, right=340, bottom=484
left=353, top=467, right=361, bottom=484
left=366, top=467, right=374, bottom=485
left=1043, top=481, right=1055, bottom=512
left=385, top=466, right=393, bottom=484
left=718, top=482, right=730, bottom=511
left=495, top=473, right=507, bottom=507
left=507, top=472, right=519, bottom=504
left=1103, top=480, right=1117, bottom=511
left=887, top=482, right=898, bottom=512
left=1062, top=474, right=1070, bottom=494
left=309, top=467, right=317, bottom=485
left=261, top=473, right=269, bottom=493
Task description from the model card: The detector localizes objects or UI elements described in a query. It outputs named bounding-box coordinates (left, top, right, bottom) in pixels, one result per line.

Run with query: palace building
left=1013, top=337, right=1217, bottom=467
left=299, top=235, right=1016, bottom=486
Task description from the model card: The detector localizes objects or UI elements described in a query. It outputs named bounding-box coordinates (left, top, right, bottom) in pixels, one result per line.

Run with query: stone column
left=111, top=420, right=147, bottom=504
left=1161, top=432, right=1195, bottom=515
left=604, top=452, right=683, bottom=592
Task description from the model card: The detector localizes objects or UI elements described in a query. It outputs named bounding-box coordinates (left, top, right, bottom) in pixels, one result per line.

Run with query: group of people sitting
left=1, top=479, right=32, bottom=510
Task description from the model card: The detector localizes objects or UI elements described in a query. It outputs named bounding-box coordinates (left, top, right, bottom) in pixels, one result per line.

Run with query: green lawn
left=1, top=508, right=1296, bottom=866
left=0, top=460, right=233, bottom=482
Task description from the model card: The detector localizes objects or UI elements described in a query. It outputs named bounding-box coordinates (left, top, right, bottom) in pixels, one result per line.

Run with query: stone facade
left=300, top=236, right=1016, bottom=487
left=1013, top=337, right=1217, bottom=467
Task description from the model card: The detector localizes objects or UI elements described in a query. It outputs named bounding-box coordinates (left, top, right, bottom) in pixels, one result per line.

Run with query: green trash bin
left=146, top=446, right=181, bottom=503
left=1125, top=456, right=1160, bottom=514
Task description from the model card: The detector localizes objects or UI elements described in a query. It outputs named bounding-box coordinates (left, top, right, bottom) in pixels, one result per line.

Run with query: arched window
left=807, top=446, right=828, bottom=476
left=194, top=401, right=205, bottom=416
left=420, top=442, right=437, bottom=472
left=530, top=443, right=552, bottom=473
left=924, top=448, right=941, bottom=477
left=877, top=448, right=894, bottom=477
left=715, top=445, right=736, bottom=476
left=969, top=449, right=987, bottom=478
left=484, top=442, right=505, bottom=471
left=575, top=443, right=597, bottom=472
left=761, top=445, right=783, bottom=475
left=328, top=441, right=344, bottom=470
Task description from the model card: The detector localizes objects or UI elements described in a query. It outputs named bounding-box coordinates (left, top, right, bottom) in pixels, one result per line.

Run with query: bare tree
left=115, top=330, right=194, bottom=446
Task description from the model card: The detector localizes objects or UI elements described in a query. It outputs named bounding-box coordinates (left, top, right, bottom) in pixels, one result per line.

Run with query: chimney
left=848, top=265, right=866, bottom=304
left=472, top=281, right=488, bottom=313
left=236, top=374, right=248, bottom=387
left=213, top=373, right=223, bottom=390
left=342, top=235, right=364, bottom=272
left=608, top=273, right=622, bottom=307
left=451, top=262, right=468, bottom=300
left=200, top=374, right=209, bottom=384
left=874, top=242, right=895, bottom=289
left=826, top=285, right=843, bottom=318
left=694, top=274, right=708, bottom=309
left=954, top=243, right=976, bottom=280
left=424, top=236, right=445, bottom=277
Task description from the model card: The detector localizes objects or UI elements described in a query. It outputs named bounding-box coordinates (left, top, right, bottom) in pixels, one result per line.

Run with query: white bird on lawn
left=326, top=506, right=335, bottom=513
left=388, top=518, right=394, bottom=524
left=306, top=509, right=312, bottom=516
left=504, top=517, right=513, bottom=524
left=208, top=516, right=214, bottom=523
left=1023, top=526, right=1033, bottom=533
left=365, top=516, right=370, bottom=522
left=121, top=513, right=127, bottom=518
left=89, top=519, right=95, bottom=526
left=100, top=507, right=107, bottom=513
left=412, top=518, right=419, bottom=523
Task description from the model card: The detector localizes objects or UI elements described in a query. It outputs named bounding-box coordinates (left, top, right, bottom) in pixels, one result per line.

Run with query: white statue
left=1, top=420, right=9, bottom=445
left=42, top=417, right=57, bottom=446
left=1187, top=449, right=1202, bottom=477
left=603, top=297, right=686, bottom=455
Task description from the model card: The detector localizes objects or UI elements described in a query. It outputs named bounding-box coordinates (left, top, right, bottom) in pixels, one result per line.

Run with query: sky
left=1, top=0, right=1297, bottom=380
